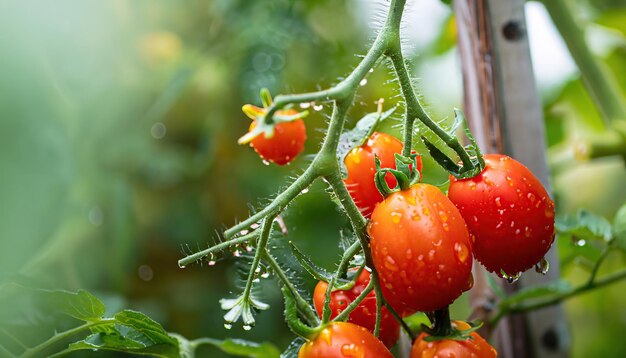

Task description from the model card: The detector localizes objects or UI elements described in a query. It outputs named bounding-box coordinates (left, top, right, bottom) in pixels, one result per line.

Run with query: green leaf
left=60, top=331, right=180, bottom=358
left=0, top=285, right=105, bottom=323
left=280, top=337, right=305, bottom=358
left=556, top=209, right=613, bottom=244
left=337, top=107, right=396, bottom=178
left=114, top=310, right=179, bottom=346
left=612, top=203, right=626, bottom=251
left=209, top=338, right=280, bottom=358
left=499, top=280, right=573, bottom=307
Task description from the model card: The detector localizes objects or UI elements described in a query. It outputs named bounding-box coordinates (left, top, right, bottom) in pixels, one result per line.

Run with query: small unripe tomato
left=298, top=322, right=393, bottom=358
left=410, top=321, right=497, bottom=358
left=248, top=109, right=306, bottom=166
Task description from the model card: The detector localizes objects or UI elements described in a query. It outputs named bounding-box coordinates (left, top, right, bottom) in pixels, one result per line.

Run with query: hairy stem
left=387, top=43, right=473, bottom=169
left=263, top=250, right=320, bottom=326
left=241, top=217, right=273, bottom=300
left=178, top=230, right=259, bottom=268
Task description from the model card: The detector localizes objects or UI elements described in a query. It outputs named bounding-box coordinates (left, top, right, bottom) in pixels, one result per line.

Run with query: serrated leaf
left=337, top=107, right=396, bottom=178
left=612, top=203, right=626, bottom=251
left=556, top=209, right=613, bottom=244
left=0, top=285, right=105, bottom=323
left=114, top=310, right=178, bottom=346
left=280, top=337, right=305, bottom=358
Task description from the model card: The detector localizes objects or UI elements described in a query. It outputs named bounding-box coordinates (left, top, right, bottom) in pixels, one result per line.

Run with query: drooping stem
left=282, top=287, right=320, bottom=339
left=540, top=0, right=626, bottom=123
left=264, top=250, right=320, bottom=326
left=387, top=44, right=473, bottom=170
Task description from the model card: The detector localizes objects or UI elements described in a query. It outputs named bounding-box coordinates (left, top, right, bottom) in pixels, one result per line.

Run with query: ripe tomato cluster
left=298, top=132, right=553, bottom=356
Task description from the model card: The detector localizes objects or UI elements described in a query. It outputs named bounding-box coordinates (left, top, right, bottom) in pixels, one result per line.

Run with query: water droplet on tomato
left=501, top=270, right=521, bottom=283
left=442, top=223, right=449, bottom=231
left=506, top=176, right=514, bottom=187
left=464, top=272, right=474, bottom=291
left=454, top=242, right=469, bottom=263
left=412, top=213, right=421, bottom=221
left=495, top=197, right=502, bottom=207
left=434, top=239, right=442, bottom=247
left=535, top=257, right=549, bottom=275
left=469, top=182, right=477, bottom=190
left=405, top=249, right=413, bottom=259
left=544, top=207, right=554, bottom=219
left=384, top=256, right=399, bottom=272
left=439, top=210, right=448, bottom=222
left=428, top=249, right=436, bottom=260
left=391, top=212, right=402, bottom=223
left=423, top=208, right=430, bottom=216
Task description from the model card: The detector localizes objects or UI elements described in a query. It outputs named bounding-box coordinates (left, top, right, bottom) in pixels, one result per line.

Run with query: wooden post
left=454, top=0, right=570, bottom=357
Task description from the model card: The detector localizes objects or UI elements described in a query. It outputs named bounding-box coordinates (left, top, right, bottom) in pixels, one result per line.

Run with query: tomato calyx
left=239, top=88, right=309, bottom=144
left=421, top=109, right=485, bottom=179
left=374, top=153, right=421, bottom=197
left=421, top=307, right=483, bottom=342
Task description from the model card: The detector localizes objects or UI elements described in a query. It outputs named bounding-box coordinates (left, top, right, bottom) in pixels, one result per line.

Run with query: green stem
left=178, top=230, right=259, bottom=268
left=383, top=301, right=415, bottom=341
left=387, top=43, right=473, bottom=170
left=372, top=273, right=383, bottom=337
left=337, top=241, right=362, bottom=280
left=587, top=247, right=610, bottom=285
left=241, top=217, right=273, bottom=300
left=333, top=279, right=375, bottom=323
left=22, top=319, right=115, bottom=358
left=223, top=165, right=318, bottom=239
left=282, top=287, right=320, bottom=339
left=491, top=268, right=626, bottom=327
left=263, top=250, right=320, bottom=326
left=430, top=307, right=453, bottom=336
left=540, top=0, right=626, bottom=123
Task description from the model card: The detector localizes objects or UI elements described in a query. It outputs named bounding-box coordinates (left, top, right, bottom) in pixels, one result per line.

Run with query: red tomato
left=410, top=321, right=497, bottom=358
left=249, top=109, right=306, bottom=165
left=313, top=269, right=400, bottom=348
left=368, top=184, right=473, bottom=314
left=447, top=154, right=555, bottom=276
left=344, top=132, right=422, bottom=218
left=298, top=322, right=393, bottom=358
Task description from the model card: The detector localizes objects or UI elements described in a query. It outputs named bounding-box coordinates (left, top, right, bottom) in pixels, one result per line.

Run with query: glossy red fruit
left=298, top=322, right=393, bottom=358
left=410, top=321, right=497, bottom=358
left=343, top=132, right=422, bottom=218
left=448, top=154, right=555, bottom=276
left=249, top=108, right=306, bottom=165
left=368, top=184, right=473, bottom=314
left=313, top=269, right=400, bottom=348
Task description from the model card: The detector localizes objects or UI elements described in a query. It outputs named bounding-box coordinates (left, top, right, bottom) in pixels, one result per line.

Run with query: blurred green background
left=0, top=0, right=624, bottom=357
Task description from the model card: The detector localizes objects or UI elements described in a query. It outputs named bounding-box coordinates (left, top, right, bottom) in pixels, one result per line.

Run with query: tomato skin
left=447, top=154, right=555, bottom=276
left=369, top=184, right=473, bottom=314
left=410, top=321, right=497, bottom=358
left=298, top=322, right=393, bottom=358
left=313, top=270, right=400, bottom=348
left=249, top=109, right=306, bottom=165
left=344, top=132, right=422, bottom=218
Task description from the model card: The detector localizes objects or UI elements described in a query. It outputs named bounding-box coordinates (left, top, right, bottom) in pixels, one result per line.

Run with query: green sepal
left=289, top=242, right=350, bottom=287
left=421, top=320, right=484, bottom=342
left=282, top=288, right=319, bottom=339
left=336, top=107, right=397, bottom=178
left=260, top=88, right=273, bottom=108
left=374, top=153, right=421, bottom=197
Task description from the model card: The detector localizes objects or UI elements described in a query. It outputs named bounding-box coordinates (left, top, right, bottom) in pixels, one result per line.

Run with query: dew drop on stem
left=243, top=325, right=252, bottom=331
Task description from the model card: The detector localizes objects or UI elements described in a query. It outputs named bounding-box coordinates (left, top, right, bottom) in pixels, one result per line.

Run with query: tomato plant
left=448, top=154, right=555, bottom=276
left=369, top=183, right=474, bottom=314
left=343, top=132, right=422, bottom=218
left=410, top=321, right=497, bottom=358
left=298, top=322, right=393, bottom=358
left=313, top=269, right=400, bottom=348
